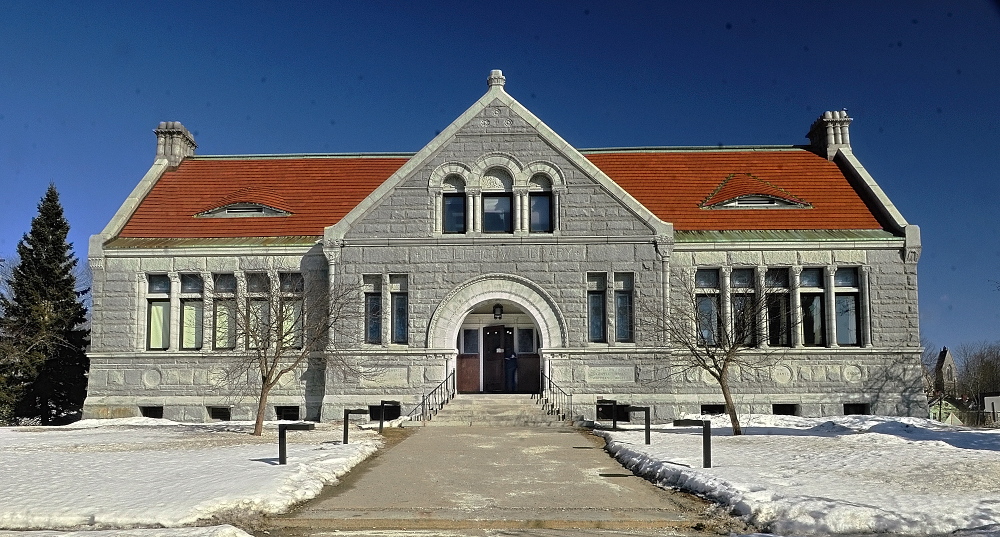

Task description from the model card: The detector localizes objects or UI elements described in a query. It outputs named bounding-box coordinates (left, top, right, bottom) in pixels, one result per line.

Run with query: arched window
left=528, top=174, right=553, bottom=233
left=442, top=174, right=466, bottom=234
left=482, top=168, right=514, bottom=233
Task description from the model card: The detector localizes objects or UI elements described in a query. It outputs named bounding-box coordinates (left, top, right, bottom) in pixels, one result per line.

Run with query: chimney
left=806, top=110, right=851, bottom=160
left=487, top=69, right=506, bottom=88
left=154, top=121, right=197, bottom=167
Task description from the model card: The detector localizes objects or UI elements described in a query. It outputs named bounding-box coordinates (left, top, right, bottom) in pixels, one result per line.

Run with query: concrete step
left=419, top=394, right=572, bottom=427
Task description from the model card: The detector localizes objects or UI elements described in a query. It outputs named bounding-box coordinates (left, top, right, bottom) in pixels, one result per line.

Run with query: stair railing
left=406, top=370, right=456, bottom=422
left=537, top=371, right=574, bottom=421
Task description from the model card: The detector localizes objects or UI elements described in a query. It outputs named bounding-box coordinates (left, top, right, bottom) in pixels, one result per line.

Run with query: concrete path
left=269, top=426, right=735, bottom=535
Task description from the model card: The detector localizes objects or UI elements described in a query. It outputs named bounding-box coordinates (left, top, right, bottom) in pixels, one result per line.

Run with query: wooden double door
left=457, top=325, right=540, bottom=394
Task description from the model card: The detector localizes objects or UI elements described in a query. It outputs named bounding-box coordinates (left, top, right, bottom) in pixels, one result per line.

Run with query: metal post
left=278, top=425, right=288, bottom=464
left=343, top=409, right=351, bottom=444
left=644, top=407, right=651, bottom=445
left=378, top=401, right=386, bottom=434
left=702, top=420, right=712, bottom=468
left=610, top=399, right=618, bottom=430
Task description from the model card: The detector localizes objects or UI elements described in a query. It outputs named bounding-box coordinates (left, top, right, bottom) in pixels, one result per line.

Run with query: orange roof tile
left=117, top=157, right=409, bottom=238
left=584, top=149, right=884, bottom=231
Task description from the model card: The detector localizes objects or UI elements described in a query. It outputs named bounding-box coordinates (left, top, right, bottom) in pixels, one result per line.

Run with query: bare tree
left=214, top=269, right=363, bottom=436
left=956, top=341, right=1000, bottom=402
left=647, top=267, right=797, bottom=435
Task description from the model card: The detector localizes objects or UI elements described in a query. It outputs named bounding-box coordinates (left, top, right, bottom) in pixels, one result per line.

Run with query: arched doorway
left=454, top=301, right=541, bottom=394
left=425, top=273, right=567, bottom=394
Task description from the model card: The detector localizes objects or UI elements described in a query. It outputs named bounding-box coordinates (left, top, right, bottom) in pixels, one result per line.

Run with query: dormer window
left=700, top=173, right=811, bottom=210
left=197, top=203, right=291, bottom=218
left=718, top=195, right=801, bottom=208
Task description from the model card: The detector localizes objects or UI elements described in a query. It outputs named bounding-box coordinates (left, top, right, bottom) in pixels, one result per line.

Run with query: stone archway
left=426, top=273, right=568, bottom=352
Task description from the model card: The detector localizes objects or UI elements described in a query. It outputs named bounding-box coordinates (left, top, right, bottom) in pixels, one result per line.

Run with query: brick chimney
left=154, top=121, right=197, bottom=167
left=806, top=110, right=851, bottom=160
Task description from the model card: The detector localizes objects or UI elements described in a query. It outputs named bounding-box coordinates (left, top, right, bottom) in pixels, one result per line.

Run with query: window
left=765, top=268, right=791, bottom=347
left=800, top=268, right=825, bottom=347
left=213, top=273, right=236, bottom=350
left=247, top=272, right=270, bottom=293
left=835, top=268, right=860, bottom=346
left=517, top=328, right=536, bottom=353
left=147, top=275, right=170, bottom=350
left=247, top=299, right=270, bottom=349
left=587, top=273, right=607, bottom=343
left=462, top=329, right=479, bottom=354
left=364, top=275, right=382, bottom=344
left=279, top=272, right=304, bottom=293
left=482, top=194, right=513, bottom=233
left=179, top=274, right=203, bottom=350
left=208, top=406, right=231, bottom=421
left=701, top=404, right=726, bottom=415
left=614, top=273, right=634, bottom=343
left=529, top=193, right=552, bottom=233
left=772, top=404, right=799, bottom=416
left=275, top=406, right=300, bottom=420
left=140, top=406, right=164, bottom=419
left=843, top=403, right=870, bottom=415
left=390, top=275, right=408, bottom=345
left=730, top=268, right=756, bottom=346
left=443, top=194, right=466, bottom=233
left=695, top=269, right=721, bottom=346
left=279, top=273, right=304, bottom=349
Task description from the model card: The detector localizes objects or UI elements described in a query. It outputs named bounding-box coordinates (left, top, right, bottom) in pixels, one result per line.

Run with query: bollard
left=673, top=419, right=712, bottom=468
left=278, top=422, right=315, bottom=465
left=343, top=408, right=368, bottom=444
left=629, top=406, right=651, bottom=445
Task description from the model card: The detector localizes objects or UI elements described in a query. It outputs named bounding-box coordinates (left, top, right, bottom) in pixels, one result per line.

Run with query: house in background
left=83, top=71, right=928, bottom=422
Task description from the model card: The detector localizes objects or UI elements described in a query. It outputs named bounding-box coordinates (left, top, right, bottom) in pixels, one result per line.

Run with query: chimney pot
left=806, top=109, right=852, bottom=160
left=487, top=69, right=506, bottom=88
left=153, top=121, right=197, bottom=167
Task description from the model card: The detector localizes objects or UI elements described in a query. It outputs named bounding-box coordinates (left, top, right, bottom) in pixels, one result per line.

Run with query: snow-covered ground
left=600, top=414, right=1000, bottom=536
left=0, top=418, right=380, bottom=535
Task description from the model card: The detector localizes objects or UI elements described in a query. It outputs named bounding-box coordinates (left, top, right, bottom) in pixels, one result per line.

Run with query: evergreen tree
left=0, top=185, right=89, bottom=424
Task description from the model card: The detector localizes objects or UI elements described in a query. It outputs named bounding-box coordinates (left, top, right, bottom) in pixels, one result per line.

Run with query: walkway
left=269, top=426, right=738, bottom=535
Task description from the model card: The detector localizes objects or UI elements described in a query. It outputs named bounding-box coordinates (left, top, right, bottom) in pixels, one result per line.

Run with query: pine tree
left=0, top=185, right=89, bottom=424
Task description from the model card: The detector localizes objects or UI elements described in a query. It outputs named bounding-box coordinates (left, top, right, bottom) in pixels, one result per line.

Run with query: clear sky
left=1, top=1, right=997, bottom=350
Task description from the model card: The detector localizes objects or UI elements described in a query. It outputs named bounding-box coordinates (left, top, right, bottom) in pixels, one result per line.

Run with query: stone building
left=83, top=71, right=928, bottom=422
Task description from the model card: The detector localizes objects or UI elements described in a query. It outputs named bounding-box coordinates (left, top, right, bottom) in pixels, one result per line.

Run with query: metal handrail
left=537, top=371, right=574, bottom=421
left=406, top=370, right=456, bottom=422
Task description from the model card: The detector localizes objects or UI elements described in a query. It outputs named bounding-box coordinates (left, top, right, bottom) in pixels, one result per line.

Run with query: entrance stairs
left=421, top=393, right=572, bottom=427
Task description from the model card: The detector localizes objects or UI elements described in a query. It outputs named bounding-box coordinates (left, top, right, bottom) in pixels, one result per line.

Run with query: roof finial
left=487, top=69, right=506, bottom=88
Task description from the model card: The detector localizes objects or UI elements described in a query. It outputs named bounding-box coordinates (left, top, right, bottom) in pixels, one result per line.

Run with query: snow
left=599, top=414, right=1000, bottom=535
left=0, top=418, right=380, bottom=534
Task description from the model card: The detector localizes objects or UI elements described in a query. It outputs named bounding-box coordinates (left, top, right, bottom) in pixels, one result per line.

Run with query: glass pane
left=462, top=329, right=479, bottom=354
left=248, top=273, right=270, bottom=293
left=280, top=298, right=303, bottom=349
left=214, top=300, right=236, bottom=349
left=391, top=293, right=408, bottom=344
left=529, top=193, right=552, bottom=233
left=248, top=299, right=270, bottom=349
left=695, top=269, right=719, bottom=289
left=280, top=273, right=304, bottom=293
left=732, top=294, right=756, bottom=345
left=696, top=295, right=719, bottom=346
left=588, top=291, right=606, bottom=342
left=800, top=268, right=824, bottom=288
left=615, top=290, right=633, bottom=342
left=483, top=195, right=512, bottom=233
left=365, top=293, right=382, bottom=344
left=517, top=328, right=535, bottom=353
left=767, top=294, right=791, bottom=346
left=148, top=300, right=169, bottom=349
left=181, top=299, right=203, bottom=350
left=836, top=294, right=859, bottom=345
left=214, top=273, right=237, bottom=294
left=801, top=294, right=825, bottom=346
left=834, top=267, right=859, bottom=288
left=443, top=195, right=466, bottom=233
left=148, top=275, right=171, bottom=294
left=765, top=268, right=789, bottom=288
left=730, top=268, right=754, bottom=288
left=180, top=274, right=203, bottom=293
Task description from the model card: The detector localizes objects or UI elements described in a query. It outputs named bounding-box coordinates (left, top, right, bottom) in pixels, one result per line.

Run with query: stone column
left=470, top=189, right=482, bottom=233
left=756, top=266, right=768, bottom=349
left=791, top=266, right=803, bottom=348
left=825, top=265, right=838, bottom=348
left=432, top=191, right=442, bottom=234
left=169, top=272, right=181, bottom=351
left=859, top=265, right=873, bottom=348
left=720, top=267, right=732, bottom=344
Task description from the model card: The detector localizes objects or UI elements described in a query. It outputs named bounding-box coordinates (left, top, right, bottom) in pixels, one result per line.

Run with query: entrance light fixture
left=493, top=303, right=503, bottom=320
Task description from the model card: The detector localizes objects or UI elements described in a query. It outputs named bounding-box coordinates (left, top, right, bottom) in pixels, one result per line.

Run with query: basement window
left=207, top=406, right=232, bottom=421
left=843, top=403, right=870, bottom=415
left=700, top=404, right=726, bottom=415
left=275, top=406, right=300, bottom=421
left=772, top=404, right=799, bottom=416
left=140, top=406, right=164, bottom=419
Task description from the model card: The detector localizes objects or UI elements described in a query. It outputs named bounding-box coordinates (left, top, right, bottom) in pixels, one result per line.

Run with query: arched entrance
left=425, top=274, right=567, bottom=394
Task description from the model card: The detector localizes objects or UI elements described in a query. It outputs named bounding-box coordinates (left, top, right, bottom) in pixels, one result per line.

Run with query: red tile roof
left=117, top=157, right=409, bottom=238
left=115, top=148, right=885, bottom=240
left=584, top=149, right=883, bottom=231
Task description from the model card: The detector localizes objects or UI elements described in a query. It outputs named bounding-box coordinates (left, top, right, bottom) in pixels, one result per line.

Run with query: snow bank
left=0, top=525, right=251, bottom=537
left=0, top=420, right=380, bottom=530
left=599, top=415, right=1000, bottom=535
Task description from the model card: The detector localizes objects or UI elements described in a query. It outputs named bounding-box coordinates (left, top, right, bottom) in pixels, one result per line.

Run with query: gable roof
left=583, top=149, right=884, bottom=231
left=116, top=156, right=408, bottom=239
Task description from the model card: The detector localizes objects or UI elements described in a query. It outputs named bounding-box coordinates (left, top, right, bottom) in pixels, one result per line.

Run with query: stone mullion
left=756, top=266, right=768, bottom=349
left=720, top=267, right=732, bottom=347
left=169, top=273, right=181, bottom=351
left=432, top=191, right=442, bottom=234
left=791, top=266, right=803, bottom=348
left=825, top=265, right=838, bottom=348
left=859, top=265, right=873, bottom=348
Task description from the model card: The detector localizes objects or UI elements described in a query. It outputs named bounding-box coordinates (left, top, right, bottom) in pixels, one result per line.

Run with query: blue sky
left=1, top=1, right=997, bottom=350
